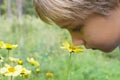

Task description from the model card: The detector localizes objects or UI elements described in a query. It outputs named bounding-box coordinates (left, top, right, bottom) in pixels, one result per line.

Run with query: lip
left=85, top=44, right=98, bottom=50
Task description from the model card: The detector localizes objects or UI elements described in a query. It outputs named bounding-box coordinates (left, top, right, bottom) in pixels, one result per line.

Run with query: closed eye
left=72, top=24, right=84, bottom=32
left=72, top=26, right=81, bottom=32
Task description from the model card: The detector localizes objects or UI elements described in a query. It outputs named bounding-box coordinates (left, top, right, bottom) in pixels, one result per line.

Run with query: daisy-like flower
left=0, top=67, right=7, bottom=74
left=21, top=68, right=31, bottom=77
left=9, top=57, right=19, bottom=62
left=9, top=57, right=23, bottom=65
left=36, top=68, right=40, bottom=73
left=27, top=57, right=39, bottom=66
left=46, top=72, right=53, bottom=78
left=2, top=43, right=18, bottom=50
left=0, top=64, right=22, bottom=77
left=61, top=41, right=84, bottom=53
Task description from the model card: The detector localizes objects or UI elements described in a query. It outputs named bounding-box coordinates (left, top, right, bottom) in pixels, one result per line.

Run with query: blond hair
left=33, top=0, right=119, bottom=27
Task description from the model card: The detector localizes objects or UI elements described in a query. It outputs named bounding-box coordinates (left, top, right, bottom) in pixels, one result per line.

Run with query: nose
left=72, top=39, right=84, bottom=46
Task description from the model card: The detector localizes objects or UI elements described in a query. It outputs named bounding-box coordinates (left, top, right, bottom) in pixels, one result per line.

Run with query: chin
left=102, top=50, right=113, bottom=53
left=100, top=47, right=115, bottom=53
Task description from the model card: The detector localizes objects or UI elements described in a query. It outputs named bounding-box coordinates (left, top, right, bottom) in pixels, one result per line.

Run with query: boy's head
left=33, top=0, right=118, bottom=26
left=33, top=0, right=120, bottom=52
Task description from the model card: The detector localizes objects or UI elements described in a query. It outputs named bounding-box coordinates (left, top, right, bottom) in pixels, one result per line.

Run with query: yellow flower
left=27, top=57, right=39, bottom=66
left=21, top=68, right=31, bottom=77
left=46, top=72, right=53, bottom=78
left=9, top=57, right=23, bottom=65
left=0, top=64, right=22, bottom=77
left=2, top=43, right=18, bottom=50
left=61, top=41, right=84, bottom=53
left=36, top=68, right=40, bottom=73
left=18, top=59, right=23, bottom=65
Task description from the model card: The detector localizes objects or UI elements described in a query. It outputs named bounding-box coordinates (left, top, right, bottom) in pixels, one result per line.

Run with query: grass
left=0, top=16, right=120, bottom=80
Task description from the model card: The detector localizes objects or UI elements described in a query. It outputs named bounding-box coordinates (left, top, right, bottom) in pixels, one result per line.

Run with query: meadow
left=0, top=16, right=120, bottom=80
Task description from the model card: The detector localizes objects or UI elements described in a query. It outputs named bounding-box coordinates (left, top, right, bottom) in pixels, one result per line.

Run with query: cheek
left=86, top=34, right=119, bottom=52
left=83, top=25, right=115, bottom=47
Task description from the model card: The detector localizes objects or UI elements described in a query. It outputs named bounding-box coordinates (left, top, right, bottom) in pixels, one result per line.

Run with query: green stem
left=66, top=52, right=72, bottom=80
left=8, top=50, right=10, bottom=58
left=7, top=50, right=10, bottom=63
left=10, top=76, right=13, bottom=80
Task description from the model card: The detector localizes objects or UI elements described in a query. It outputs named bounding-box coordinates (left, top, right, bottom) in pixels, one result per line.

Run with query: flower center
left=8, top=67, right=16, bottom=72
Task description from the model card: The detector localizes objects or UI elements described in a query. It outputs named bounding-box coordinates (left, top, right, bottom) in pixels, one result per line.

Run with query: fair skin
left=61, top=7, right=120, bottom=52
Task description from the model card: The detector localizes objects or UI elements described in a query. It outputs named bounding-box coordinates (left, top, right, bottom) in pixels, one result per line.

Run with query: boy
left=33, top=0, right=120, bottom=52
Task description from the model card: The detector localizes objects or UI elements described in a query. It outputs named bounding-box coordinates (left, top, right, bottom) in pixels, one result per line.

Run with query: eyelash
left=72, top=26, right=82, bottom=32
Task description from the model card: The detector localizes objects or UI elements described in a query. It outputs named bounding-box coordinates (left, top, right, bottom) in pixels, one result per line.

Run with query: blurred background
left=0, top=0, right=37, bottom=19
left=0, top=0, right=120, bottom=80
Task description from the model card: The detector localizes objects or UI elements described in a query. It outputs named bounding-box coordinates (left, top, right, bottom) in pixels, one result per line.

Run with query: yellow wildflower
left=27, top=57, right=39, bottom=66
left=0, top=64, right=22, bottom=77
left=36, top=68, right=40, bottom=73
left=9, top=57, right=23, bottom=65
left=2, top=43, right=18, bottom=50
left=9, top=57, right=23, bottom=64
left=61, top=41, right=84, bottom=53
left=21, top=68, right=31, bottom=77
left=46, top=72, right=53, bottom=78
left=18, top=59, right=23, bottom=65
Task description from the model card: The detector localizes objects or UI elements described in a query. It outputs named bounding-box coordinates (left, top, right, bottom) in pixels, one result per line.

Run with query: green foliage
left=0, top=0, right=8, bottom=16
left=0, top=16, right=120, bottom=80
left=0, top=0, right=37, bottom=17
left=23, top=0, right=37, bottom=16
